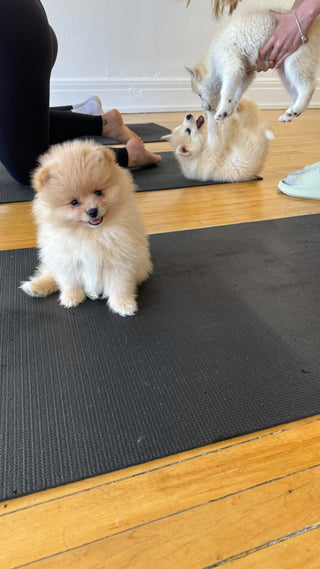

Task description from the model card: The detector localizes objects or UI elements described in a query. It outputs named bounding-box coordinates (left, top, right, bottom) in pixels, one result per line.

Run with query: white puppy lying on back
left=186, top=8, right=320, bottom=122
left=163, top=98, right=273, bottom=182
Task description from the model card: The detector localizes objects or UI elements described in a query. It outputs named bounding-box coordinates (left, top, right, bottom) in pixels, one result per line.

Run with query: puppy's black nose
left=186, top=114, right=193, bottom=120
left=87, top=208, right=98, bottom=219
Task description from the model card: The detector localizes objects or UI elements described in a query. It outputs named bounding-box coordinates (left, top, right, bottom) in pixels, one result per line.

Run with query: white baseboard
left=50, top=76, right=320, bottom=114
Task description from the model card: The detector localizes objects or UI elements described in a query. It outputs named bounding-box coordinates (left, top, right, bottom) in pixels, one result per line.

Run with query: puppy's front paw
left=20, top=280, right=43, bottom=297
left=108, top=295, right=137, bottom=317
left=20, top=275, right=58, bottom=297
left=59, top=288, right=86, bottom=308
left=86, top=290, right=99, bottom=300
left=215, top=102, right=234, bottom=121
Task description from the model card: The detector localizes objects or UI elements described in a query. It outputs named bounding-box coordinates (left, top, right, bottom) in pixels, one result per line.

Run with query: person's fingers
left=259, top=11, right=283, bottom=62
left=266, top=41, right=285, bottom=65
left=246, top=59, right=271, bottom=73
left=273, top=45, right=296, bottom=67
left=257, top=59, right=269, bottom=72
left=259, top=38, right=275, bottom=61
left=275, top=53, right=288, bottom=68
left=269, top=10, right=279, bottom=20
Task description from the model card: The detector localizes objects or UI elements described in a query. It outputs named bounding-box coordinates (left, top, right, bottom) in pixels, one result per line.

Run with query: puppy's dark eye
left=185, top=128, right=191, bottom=136
left=94, top=190, right=102, bottom=196
left=70, top=199, right=79, bottom=207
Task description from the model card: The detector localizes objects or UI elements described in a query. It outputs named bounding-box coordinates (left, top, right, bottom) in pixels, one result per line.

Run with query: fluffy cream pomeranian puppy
left=20, top=139, right=152, bottom=316
left=163, top=98, right=273, bottom=182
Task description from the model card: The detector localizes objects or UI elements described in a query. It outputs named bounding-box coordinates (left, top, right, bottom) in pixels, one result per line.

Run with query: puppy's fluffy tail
left=265, top=128, right=274, bottom=141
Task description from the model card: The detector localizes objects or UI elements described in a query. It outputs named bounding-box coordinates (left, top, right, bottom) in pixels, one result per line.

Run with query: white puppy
left=186, top=9, right=320, bottom=122
left=20, top=140, right=152, bottom=316
left=163, top=98, right=273, bottom=182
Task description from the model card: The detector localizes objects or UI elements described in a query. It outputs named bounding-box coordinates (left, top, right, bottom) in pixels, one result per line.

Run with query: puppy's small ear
left=185, top=66, right=201, bottom=81
left=176, top=145, right=191, bottom=157
left=161, top=134, right=171, bottom=141
left=32, top=165, right=51, bottom=192
left=90, top=145, right=116, bottom=163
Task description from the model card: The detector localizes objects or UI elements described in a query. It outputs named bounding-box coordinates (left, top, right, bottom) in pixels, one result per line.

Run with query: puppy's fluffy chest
left=38, top=223, right=124, bottom=298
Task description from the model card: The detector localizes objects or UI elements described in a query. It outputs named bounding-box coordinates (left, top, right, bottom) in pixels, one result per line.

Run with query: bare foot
left=102, top=109, right=142, bottom=144
left=126, top=138, right=161, bottom=168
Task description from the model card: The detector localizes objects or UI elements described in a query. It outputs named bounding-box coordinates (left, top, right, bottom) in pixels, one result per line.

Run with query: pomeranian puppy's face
left=185, top=64, right=220, bottom=112
left=32, top=140, right=125, bottom=228
left=164, top=114, right=206, bottom=159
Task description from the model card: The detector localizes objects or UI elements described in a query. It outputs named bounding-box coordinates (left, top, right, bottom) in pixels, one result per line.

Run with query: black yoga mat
left=0, top=161, right=32, bottom=204
left=1, top=214, right=320, bottom=500
left=0, top=152, right=262, bottom=204
left=87, top=122, right=171, bottom=145
left=132, top=152, right=261, bottom=191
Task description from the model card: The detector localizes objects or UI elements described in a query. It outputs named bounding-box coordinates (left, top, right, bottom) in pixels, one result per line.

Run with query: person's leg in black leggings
left=0, top=0, right=129, bottom=185
left=0, top=0, right=55, bottom=184
left=0, top=1, right=161, bottom=186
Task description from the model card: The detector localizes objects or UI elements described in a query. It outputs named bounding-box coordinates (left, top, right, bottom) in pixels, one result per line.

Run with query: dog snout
left=87, top=207, right=99, bottom=219
left=184, top=114, right=195, bottom=127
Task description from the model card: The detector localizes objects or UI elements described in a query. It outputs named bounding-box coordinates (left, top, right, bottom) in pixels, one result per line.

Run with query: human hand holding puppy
left=247, top=0, right=320, bottom=71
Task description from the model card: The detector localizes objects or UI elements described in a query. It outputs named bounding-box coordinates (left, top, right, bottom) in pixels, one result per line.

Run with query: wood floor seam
left=202, top=521, right=320, bottom=568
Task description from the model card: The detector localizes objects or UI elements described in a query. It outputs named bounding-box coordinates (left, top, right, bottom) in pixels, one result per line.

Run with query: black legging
left=0, top=0, right=128, bottom=186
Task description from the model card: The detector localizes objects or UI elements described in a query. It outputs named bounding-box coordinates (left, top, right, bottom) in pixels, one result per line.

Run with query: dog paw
left=215, top=110, right=229, bottom=121
left=20, top=280, right=42, bottom=297
left=278, top=112, right=292, bottom=123
left=215, top=102, right=234, bottom=121
left=20, top=275, right=58, bottom=297
left=86, top=290, right=99, bottom=300
left=108, top=296, right=137, bottom=317
left=59, top=289, right=86, bottom=308
left=278, top=109, right=300, bottom=123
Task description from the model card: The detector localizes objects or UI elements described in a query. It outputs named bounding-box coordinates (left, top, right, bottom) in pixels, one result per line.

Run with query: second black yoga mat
left=131, top=152, right=261, bottom=191
left=87, top=122, right=171, bottom=144
left=1, top=214, right=320, bottom=501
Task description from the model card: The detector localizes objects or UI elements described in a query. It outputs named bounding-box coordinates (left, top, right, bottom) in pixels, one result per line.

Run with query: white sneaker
left=72, top=96, right=104, bottom=116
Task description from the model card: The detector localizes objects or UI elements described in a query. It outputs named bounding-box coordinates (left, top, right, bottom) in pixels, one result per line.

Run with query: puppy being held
left=163, top=98, right=273, bottom=182
left=20, top=140, right=152, bottom=316
left=186, top=8, right=320, bottom=122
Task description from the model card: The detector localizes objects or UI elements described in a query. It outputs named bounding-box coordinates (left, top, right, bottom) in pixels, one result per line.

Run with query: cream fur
left=20, top=139, right=152, bottom=316
left=186, top=9, right=320, bottom=122
left=163, top=98, right=273, bottom=182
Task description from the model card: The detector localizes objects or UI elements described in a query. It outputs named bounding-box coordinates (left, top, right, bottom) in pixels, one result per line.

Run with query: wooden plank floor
left=1, top=108, right=320, bottom=569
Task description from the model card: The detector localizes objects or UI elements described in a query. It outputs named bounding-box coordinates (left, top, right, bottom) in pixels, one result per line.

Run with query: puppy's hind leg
left=20, top=265, right=59, bottom=298
left=278, top=62, right=315, bottom=122
left=281, top=83, right=315, bottom=122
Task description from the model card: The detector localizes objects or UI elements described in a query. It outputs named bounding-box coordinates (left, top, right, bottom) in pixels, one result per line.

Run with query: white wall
left=42, top=0, right=320, bottom=113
